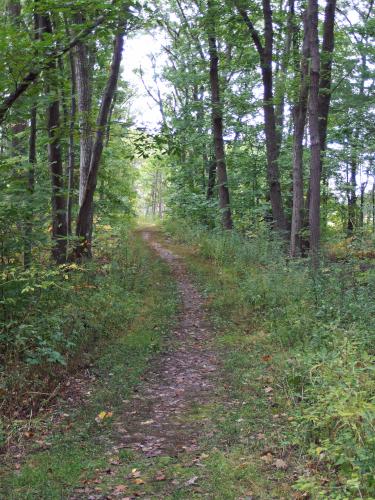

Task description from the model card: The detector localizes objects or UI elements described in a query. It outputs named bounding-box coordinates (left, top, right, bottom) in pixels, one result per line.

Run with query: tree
left=290, top=9, right=310, bottom=257
left=39, top=12, right=68, bottom=263
left=233, top=0, right=288, bottom=232
left=307, top=0, right=321, bottom=265
left=207, top=0, right=233, bottom=230
left=75, top=24, right=126, bottom=258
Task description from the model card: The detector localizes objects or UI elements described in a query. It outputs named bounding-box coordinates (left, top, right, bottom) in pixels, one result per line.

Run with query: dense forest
left=0, top=0, right=374, bottom=499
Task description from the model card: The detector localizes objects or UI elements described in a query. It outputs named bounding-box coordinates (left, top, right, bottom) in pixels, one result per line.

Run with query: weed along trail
left=115, top=230, right=218, bottom=458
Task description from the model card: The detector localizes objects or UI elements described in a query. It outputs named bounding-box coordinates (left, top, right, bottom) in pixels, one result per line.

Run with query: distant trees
left=148, top=0, right=373, bottom=262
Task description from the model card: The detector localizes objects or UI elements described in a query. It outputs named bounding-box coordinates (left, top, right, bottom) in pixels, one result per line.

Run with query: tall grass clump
left=163, top=218, right=375, bottom=499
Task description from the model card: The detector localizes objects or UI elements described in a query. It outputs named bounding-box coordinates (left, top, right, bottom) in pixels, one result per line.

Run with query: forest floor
left=1, top=227, right=302, bottom=499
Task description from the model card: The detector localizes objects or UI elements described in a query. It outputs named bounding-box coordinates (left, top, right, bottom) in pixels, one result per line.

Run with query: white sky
left=122, top=31, right=168, bottom=132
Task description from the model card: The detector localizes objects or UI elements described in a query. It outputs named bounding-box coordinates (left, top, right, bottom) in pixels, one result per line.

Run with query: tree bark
left=207, top=0, right=233, bottom=229
left=359, top=179, right=368, bottom=228
left=235, top=0, right=287, bottom=231
left=73, top=13, right=94, bottom=206
left=206, top=158, right=217, bottom=200
left=347, top=153, right=357, bottom=234
left=75, top=28, right=125, bottom=259
left=307, top=0, right=321, bottom=265
left=40, top=13, right=68, bottom=264
left=290, top=10, right=310, bottom=257
left=7, top=0, right=36, bottom=266
left=303, top=0, right=337, bottom=241
left=318, top=0, right=337, bottom=164
left=66, top=48, right=76, bottom=236
left=24, top=105, right=37, bottom=268
left=275, top=0, right=295, bottom=152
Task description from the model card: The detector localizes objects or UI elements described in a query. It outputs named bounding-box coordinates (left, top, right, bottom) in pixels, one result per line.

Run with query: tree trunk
left=318, top=0, right=337, bottom=165
left=303, top=0, right=337, bottom=241
left=274, top=0, right=295, bottom=152
left=7, top=1, right=31, bottom=263
left=307, top=0, right=321, bottom=265
left=208, top=1, right=233, bottom=230
left=290, top=10, right=310, bottom=257
left=75, top=28, right=125, bottom=259
left=359, top=179, right=368, bottom=228
left=66, top=48, right=76, bottom=236
left=40, top=13, right=68, bottom=264
left=73, top=13, right=93, bottom=206
left=347, top=155, right=357, bottom=234
left=206, top=158, right=216, bottom=199
left=0, top=13, right=108, bottom=124
left=24, top=105, right=37, bottom=268
left=235, top=0, right=287, bottom=231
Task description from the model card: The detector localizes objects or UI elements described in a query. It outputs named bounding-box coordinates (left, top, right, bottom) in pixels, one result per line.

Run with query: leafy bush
left=0, top=225, right=155, bottom=425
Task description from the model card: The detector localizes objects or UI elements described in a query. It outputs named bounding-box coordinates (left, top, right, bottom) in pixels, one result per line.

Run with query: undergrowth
left=163, top=218, right=375, bottom=500
left=0, top=225, right=179, bottom=499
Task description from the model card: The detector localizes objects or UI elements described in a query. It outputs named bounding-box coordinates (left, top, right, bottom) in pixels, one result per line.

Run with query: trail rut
left=114, top=231, right=218, bottom=457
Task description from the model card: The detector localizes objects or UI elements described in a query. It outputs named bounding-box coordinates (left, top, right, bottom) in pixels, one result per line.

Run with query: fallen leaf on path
left=131, top=478, right=145, bottom=485
left=260, top=453, right=273, bottom=464
left=114, top=484, right=127, bottom=493
left=155, top=472, right=166, bottom=481
left=274, top=458, right=288, bottom=470
left=140, top=419, right=154, bottom=425
left=95, top=411, right=113, bottom=422
left=131, top=468, right=141, bottom=478
left=264, top=386, right=273, bottom=393
left=262, top=355, right=272, bottom=362
left=185, top=476, right=199, bottom=486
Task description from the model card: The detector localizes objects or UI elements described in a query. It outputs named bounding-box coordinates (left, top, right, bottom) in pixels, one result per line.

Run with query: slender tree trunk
left=73, top=13, right=93, bottom=206
left=206, top=158, right=216, bottom=199
left=208, top=1, right=233, bottom=229
left=40, top=13, right=68, bottom=263
left=235, top=0, right=287, bottom=231
left=318, top=0, right=337, bottom=166
left=24, top=105, right=37, bottom=268
left=347, top=155, right=357, bottom=234
left=307, top=0, right=321, bottom=265
left=66, top=49, right=76, bottom=236
left=0, top=12, right=108, bottom=124
left=290, top=11, right=310, bottom=257
left=7, top=1, right=31, bottom=263
left=275, top=0, right=295, bottom=152
left=359, top=180, right=367, bottom=228
left=75, top=28, right=125, bottom=259
left=303, top=0, right=337, bottom=242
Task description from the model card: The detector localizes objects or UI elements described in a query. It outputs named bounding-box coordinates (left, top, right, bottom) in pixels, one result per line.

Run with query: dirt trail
left=114, top=231, right=218, bottom=457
